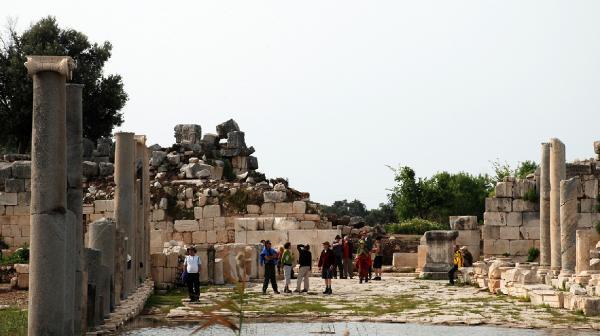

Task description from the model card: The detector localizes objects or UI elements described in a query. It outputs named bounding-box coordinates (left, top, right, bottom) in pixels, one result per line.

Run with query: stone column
left=25, top=55, right=75, bottom=336
left=576, top=230, right=591, bottom=275
left=114, top=132, right=136, bottom=297
left=559, top=177, right=579, bottom=276
left=419, top=230, right=459, bottom=280
left=66, top=83, right=84, bottom=335
left=549, top=138, right=566, bottom=273
left=134, top=135, right=151, bottom=279
left=539, top=143, right=551, bottom=268
left=89, top=218, right=116, bottom=315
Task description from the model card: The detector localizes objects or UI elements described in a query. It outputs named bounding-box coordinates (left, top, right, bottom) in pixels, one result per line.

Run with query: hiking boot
left=293, top=289, right=301, bottom=293
left=323, top=289, right=328, bottom=294
left=359, top=279, right=363, bottom=284
left=326, top=288, right=332, bottom=295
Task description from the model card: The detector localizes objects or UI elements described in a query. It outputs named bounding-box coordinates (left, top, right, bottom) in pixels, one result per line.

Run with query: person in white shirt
left=184, top=246, right=201, bottom=301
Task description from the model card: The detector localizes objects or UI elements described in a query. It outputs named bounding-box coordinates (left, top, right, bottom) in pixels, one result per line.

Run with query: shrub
left=523, top=188, right=539, bottom=203
left=0, top=244, right=29, bottom=266
left=527, top=247, right=540, bottom=262
left=385, top=218, right=444, bottom=235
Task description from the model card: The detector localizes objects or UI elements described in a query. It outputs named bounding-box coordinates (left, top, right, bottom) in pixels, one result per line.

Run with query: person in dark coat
left=318, top=241, right=335, bottom=295
left=295, top=244, right=312, bottom=293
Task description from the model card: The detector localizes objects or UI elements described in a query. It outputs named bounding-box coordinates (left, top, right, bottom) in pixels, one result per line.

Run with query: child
left=281, top=242, right=293, bottom=293
left=318, top=241, right=335, bottom=294
left=355, top=249, right=372, bottom=284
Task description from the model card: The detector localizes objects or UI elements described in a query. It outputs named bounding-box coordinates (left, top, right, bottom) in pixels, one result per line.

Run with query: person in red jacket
left=355, top=248, right=372, bottom=284
left=318, top=241, right=335, bottom=295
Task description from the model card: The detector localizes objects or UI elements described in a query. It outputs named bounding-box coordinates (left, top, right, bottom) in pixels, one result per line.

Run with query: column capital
left=25, top=55, right=76, bottom=79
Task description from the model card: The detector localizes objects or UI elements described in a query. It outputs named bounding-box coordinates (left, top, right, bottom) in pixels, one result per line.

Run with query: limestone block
left=274, top=202, right=293, bottom=214
left=194, top=207, right=203, bottom=219
left=261, top=203, right=274, bottom=214
left=288, top=229, right=318, bottom=244
left=509, top=240, right=533, bottom=256
left=174, top=220, right=199, bottom=232
left=247, top=204, right=260, bottom=214
left=151, top=253, right=167, bottom=267
left=316, top=230, right=342, bottom=244
left=94, top=200, right=114, bottom=212
left=485, top=198, right=512, bottom=212
left=292, top=201, right=307, bottom=214
left=263, top=191, right=286, bottom=203
left=199, top=218, right=214, bottom=231
left=577, top=213, right=593, bottom=228
left=217, top=230, right=228, bottom=243
left=11, top=161, right=31, bottom=179
left=0, top=193, right=18, bottom=206
left=512, top=199, right=535, bottom=212
left=393, top=253, right=418, bottom=269
left=262, top=217, right=274, bottom=230
left=304, top=214, right=321, bottom=221
left=483, top=239, right=509, bottom=255
left=580, top=199, right=597, bottom=213
left=214, top=258, right=225, bottom=285
left=506, top=212, right=523, bottom=226
left=214, top=217, right=226, bottom=230
left=484, top=212, right=507, bottom=226
left=499, top=226, right=520, bottom=240
left=495, top=182, right=513, bottom=198
left=482, top=225, right=500, bottom=240
left=17, top=192, right=30, bottom=206
left=456, top=230, right=480, bottom=246
left=206, top=230, right=217, bottom=244
left=15, top=263, right=29, bottom=273
left=17, top=273, right=29, bottom=289
left=246, top=230, right=288, bottom=246
left=449, top=216, right=478, bottom=230
left=182, top=232, right=192, bottom=244
left=522, top=212, right=540, bottom=226
left=13, top=206, right=29, bottom=215
left=273, top=217, right=299, bottom=230
left=198, top=250, right=209, bottom=283
left=5, top=179, right=25, bottom=193
left=192, top=231, right=207, bottom=244
left=166, top=253, right=179, bottom=268
left=235, top=218, right=258, bottom=231
left=82, top=205, right=94, bottom=215
left=583, top=179, right=598, bottom=199
left=520, top=226, right=540, bottom=240
left=513, top=180, right=536, bottom=199
left=152, top=209, right=166, bottom=221
left=203, top=205, right=221, bottom=218
left=300, top=221, right=316, bottom=229
left=235, top=230, right=247, bottom=244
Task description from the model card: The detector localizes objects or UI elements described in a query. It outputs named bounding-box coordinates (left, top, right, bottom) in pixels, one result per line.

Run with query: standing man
left=183, top=246, right=201, bottom=302
left=342, top=236, right=354, bottom=279
left=318, top=241, right=336, bottom=295
left=260, top=240, right=280, bottom=294
left=332, top=235, right=344, bottom=278
left=448, top=245, right=463, bottom=285
left=295, top=244, right=312, bottom=293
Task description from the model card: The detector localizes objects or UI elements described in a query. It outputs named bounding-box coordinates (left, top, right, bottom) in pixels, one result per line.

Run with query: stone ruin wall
left=483, top=161, right=600, bottom=260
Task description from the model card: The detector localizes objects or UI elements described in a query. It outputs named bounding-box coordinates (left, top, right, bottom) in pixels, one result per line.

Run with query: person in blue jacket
left=260, top=240, right=280, bottom=294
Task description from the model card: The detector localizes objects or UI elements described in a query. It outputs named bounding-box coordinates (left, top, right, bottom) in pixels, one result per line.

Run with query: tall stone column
left=25, top=56, right=75, bottom=335
left=89, top=218, right=116, bottom=316
left=66, top=83, right=84, bottom=335
left=559, top=177, right=579, bottom=276
left=576, top=229, right=591, bottom=275
left=549, top=138, right=566, bottom=273
left=134, top=135, right=150, bottom=280
left=539, top=142, right=551, bottom=268
left=115, top=132, right=136, bottom=297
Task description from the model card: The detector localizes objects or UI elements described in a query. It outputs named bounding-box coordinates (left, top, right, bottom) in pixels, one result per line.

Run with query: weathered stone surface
left=150, top=151, right=167, bottom=167
left=203, top=205, right=221, bottom=218
left=455, top=229, right=480, bottom=246
left=192, top=231, right=207, bottom=244
left=560, top=177, right=579, bottom=275
left=174, top=124, right=202, bottom=144
left=506, top=212, right=523, bottom=226
left=292, top=201, right=307, bottom=214
left=513, top=180, right=536, bottom=199
left=420, top=230, right=458, bottom=279
left=509, top=240, right=533, bottom=256
left=540, top=142, right=551, bottom=267
left=485, top=198, right=512, bottom=212
left=11, top=161, right=31, bottom=179
left=274, top=202, right=293, bottom=214
left=235, top=218, right=258, bottom=231
left=512, top=199, right=536, bottom=212
left=482, top=225, right=500, bottom=240
left=227, top=131, right=246, bottom=149
left=500, top=226, right=521, bottom=240
left=82, top=161, right=99, bottom=177
left=174, top=220, right=199, bottom=232
left=246, top=204, right=260, bottom=214
left=577, top=213, right=592, bottom=228
left=273, top=218, right=299, bottom=230
left=484, top=212, right=507, bottom=226
left=5, top=179, right=25, bottom=193
left=520, top=226, right=540, bottom=240
left=216, top=119, right=240, bottom=139
left=583, top=179, right=598, bottom=199
left=449, top=216, right=478, bottom=230
left=483, top=239, right=509, bottom=255
left=2, top=194, right=19, bottom=208
left=522, top=212, right=539, bottom=226
left=550, top=138, right=566, bottom=272
left=495, top=182, right=513, bottom=198
left=98, top=162, right=114, bottom=176
left=263, top=191, right=286, bottom=203
left=576, top=230, right=591, bottom=275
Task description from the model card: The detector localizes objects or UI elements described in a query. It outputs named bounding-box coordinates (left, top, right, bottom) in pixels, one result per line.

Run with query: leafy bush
left=385, top=218, right=444, bottom=235
left=0, top=244, right=30, bottom=266
left=523, top=188, right=539, bottom=203
left=527, top=247, right=540, bottom=262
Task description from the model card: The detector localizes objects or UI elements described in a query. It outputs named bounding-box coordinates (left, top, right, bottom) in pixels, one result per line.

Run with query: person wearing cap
left=295, top=243, right=312, bottom=293
left=318, top=241, right=335, bottom=294
left=259, top=240, right=280, bottom=294
left=461, top=246, right=473, bottom=267
left=183, top=246, right=201, bottom=302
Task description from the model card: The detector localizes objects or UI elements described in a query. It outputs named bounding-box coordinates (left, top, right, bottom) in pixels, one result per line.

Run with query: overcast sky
left=5, top=1, right=600, bottom=208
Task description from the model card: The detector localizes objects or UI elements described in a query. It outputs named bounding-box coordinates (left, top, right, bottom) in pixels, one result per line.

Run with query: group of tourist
left=259, top=233, right=384, bottom=295
left=448, top=245, right=474, bottom=285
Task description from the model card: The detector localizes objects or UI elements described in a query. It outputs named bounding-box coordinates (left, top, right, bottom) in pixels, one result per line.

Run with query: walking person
left=281, top=242, right=293, bottom=293
left=448, top=245, right=463, bottom=285
left=183, top=246, right=201, bottom=302
left=372, top=237, right=383, bottom=280
left=342, top=236, right=354, bottom=279
left=332, top=235, right=344, bottom=278
left=318, top=241, right=335, bottom=295
left=355, top=248, right=372, bottom=284
left=260, top=240, right=280, bottom=294
left=295, top=244, right=312, bottom=293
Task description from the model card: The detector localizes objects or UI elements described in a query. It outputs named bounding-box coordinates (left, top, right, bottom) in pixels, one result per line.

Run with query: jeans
left=296, top=266, right=311, bottom=291
left=263, top=263, right=278, bottom=292
left=186, top=272, right=200, bottom=300
left=343, top=257, right=353, bottom=278
left=448, top=265, right=458, bottom=284
left=283, top=265, right=292, bottom=287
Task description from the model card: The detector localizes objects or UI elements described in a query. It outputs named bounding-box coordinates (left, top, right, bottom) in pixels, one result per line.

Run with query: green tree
left=0, top=16, right=127, bottom=153
left=515, top=160, right=538, bottom=179
left=321, top=199, right=368, bottom=218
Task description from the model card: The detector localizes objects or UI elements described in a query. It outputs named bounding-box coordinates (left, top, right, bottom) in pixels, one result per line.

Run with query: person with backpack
left=295, top=244, right=312, bottom=293
left=281, top=242, right=293, bottom=293
left=318, top=241, right=335, bottom=295
left=260, top=240, right=280, bottom=294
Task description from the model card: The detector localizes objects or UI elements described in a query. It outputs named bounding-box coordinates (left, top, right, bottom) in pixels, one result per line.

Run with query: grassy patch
left=145, top=288, right=188, bottom=313
left=0, top=308, right=27, bottom=336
